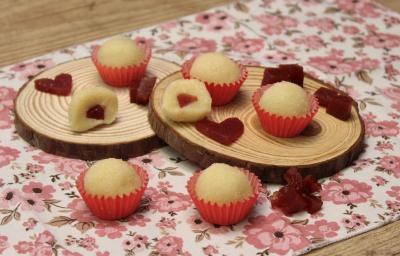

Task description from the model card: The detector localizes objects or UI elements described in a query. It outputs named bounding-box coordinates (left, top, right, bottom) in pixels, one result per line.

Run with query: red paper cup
left=181, top=57, right=248, bottom=106
left=252, top=85, right=319, bottom=138
left=91, top=43, right=152, bottom=87
left=187, top=168, right=262, bottom=225
left=76, top=165, right=149, bottom=220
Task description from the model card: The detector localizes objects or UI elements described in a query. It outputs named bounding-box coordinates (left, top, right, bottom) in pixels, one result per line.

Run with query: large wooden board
left=149, top=67, right=365, bottom=183
left=15, top=57, right=180, bottom=160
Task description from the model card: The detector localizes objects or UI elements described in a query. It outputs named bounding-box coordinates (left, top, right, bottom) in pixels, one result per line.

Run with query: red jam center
left=177, top=93, right=198, bottom=108
left=262, top=64, right=304, bottom=87
left=130, top=76, right=157, bottom=105
left=271, top=168, right=323, bottom=215
left=195, top=117, right=244, bottom=146
left=86, top=105, right=105, bottom=120
left=34, top=73, right=72, bottom=96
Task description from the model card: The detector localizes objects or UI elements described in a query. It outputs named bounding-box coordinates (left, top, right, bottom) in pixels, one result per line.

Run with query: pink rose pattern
left=301, top=220, right=340, bottom=239
left=155, top=235, right=184, bottom=256
left=68, top=198, right=95, bottom=222
left=244, top=213, right=310, bottom=254
left=0, top=87, right=17, bottom=129
left=321, top=179, right=373, bottom=205
left=0, top=0, right=399, bottom=255
left=94, top=223, right=127, bottom=239
left=9, top=59, right=55, bottom=80
left=0, top=236, right=9, bottom=254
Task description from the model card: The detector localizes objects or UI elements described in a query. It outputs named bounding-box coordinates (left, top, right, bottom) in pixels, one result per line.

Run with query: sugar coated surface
left=259, top=81, right=310, bottom=117
left=97, top=35, right=145, bottom=67
left=195, top=163, right=252, bottom=205
left=190, top=52, right=241, bottom=84
left=84, top=158, right=141, bottom=197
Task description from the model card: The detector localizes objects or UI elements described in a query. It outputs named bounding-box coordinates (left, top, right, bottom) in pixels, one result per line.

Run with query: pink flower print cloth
left=0, top=0, right=400, bottom=255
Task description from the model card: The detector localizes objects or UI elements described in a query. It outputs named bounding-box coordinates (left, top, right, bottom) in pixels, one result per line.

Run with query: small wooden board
left=15, top=57, right=180, bottom=160
left=149, top=67, right=365, bottom=183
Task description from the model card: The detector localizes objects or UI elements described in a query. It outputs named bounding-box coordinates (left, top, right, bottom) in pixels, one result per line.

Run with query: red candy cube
left=262, top=67, right=289, bottom=86
left=314, top=87, right=354, bottom=121
left=279, top=64, right=304, bottom=87
left=314, top=87, right=338, bottom=107
left=261, top=64, right=304, bottom=87
left=130, top=76, right=157, bottom=105
left=326, top=95, right=353, bottom=121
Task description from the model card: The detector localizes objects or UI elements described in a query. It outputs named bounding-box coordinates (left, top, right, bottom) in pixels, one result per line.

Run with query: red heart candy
left=35, top=78, right=55, bottom=93
left=195, top=117, right=244, bottom=146
left=35, top=73, right=72, bottom=96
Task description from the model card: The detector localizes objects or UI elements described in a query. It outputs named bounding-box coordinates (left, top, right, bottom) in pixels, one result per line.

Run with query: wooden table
left=1, top=1, right=399, bottom=255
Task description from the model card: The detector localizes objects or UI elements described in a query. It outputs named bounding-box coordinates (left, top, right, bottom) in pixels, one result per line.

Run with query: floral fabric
left=0, top=0, right=400, bottom=255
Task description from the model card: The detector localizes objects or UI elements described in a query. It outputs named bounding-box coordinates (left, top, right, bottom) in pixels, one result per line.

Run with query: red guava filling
left=177, top=93, right=198, bottom=108
left=86, top=105, right=104, bottom=120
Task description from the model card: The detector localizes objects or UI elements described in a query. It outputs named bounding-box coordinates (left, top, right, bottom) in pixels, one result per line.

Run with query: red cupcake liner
left=76, top=165, right=149, bottom=220
left=187, top=168, right=262, bottom=226
left=91, top=43, right=152, bottom=87
left=181, top=57, right=248, bottom=106
left=252, top=85, right=319, bottom=138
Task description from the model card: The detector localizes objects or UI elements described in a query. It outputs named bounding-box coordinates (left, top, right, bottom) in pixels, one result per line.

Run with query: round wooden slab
left=149, top=67, right=365, bottom=183
left=15, top=57, right=180, bottom=160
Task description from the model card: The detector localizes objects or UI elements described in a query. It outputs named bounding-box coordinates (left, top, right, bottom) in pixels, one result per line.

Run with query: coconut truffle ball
left=195, top=163, right=252, bottom=205
left=259, top=81, right=310, bottom=117
left=97, top=35, right=145, bottom=67
left=84, top=158, right=141, bottom=197
left=190, top=52, right=241, bottom=84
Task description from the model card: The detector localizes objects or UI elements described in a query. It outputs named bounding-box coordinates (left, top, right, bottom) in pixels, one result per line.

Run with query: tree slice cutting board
left=149, top=67, right=365, bottom=184
left=15, top=57, right=180, bottom=160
